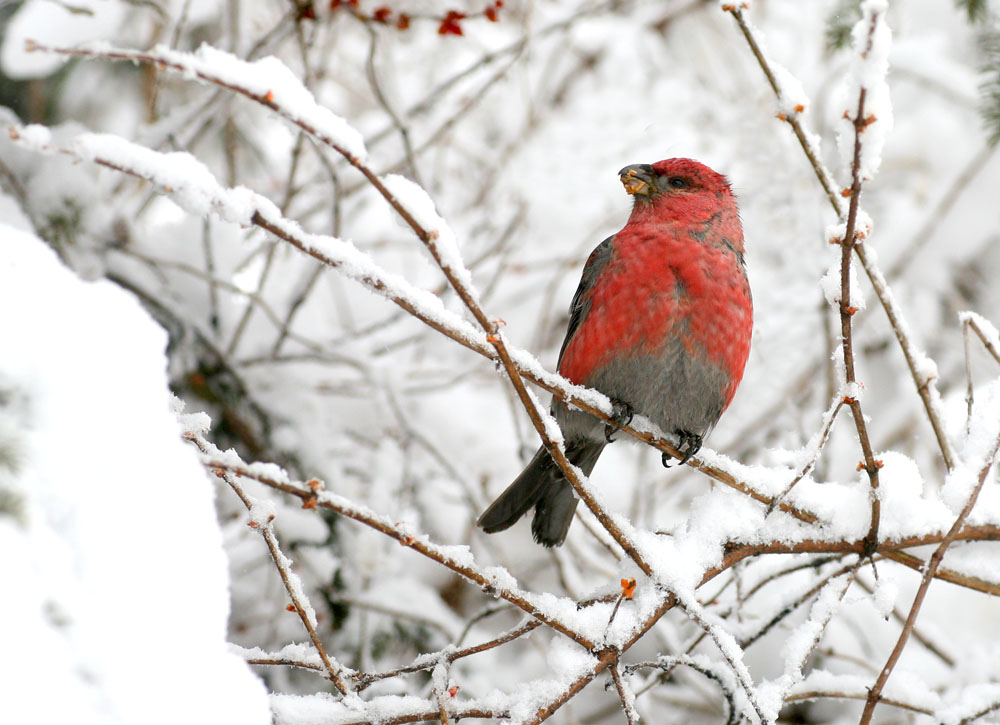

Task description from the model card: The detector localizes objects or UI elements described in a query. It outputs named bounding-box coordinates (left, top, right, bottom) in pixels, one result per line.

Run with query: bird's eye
left=668, top=177, right=688, bottom=189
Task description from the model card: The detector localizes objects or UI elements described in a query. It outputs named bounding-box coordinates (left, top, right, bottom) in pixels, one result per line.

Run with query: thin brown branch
left=11, top=119, right=826, bottom=545
left=785, top=689, right=934, bottom=716
left=838, top=10, right=883, bottom=556
left=17, top=41, right=803, bottom=560
left=860, top=433, right=1000, bottom=723
left=955, top=698, right=1000, bottom=725
left=324, top=706, right=503, bottom=725
left=200, top=453, right=778, bottom=724
left=243, top=654, right=323, bottom=672
left=855, top=245, right=957, bottom=469
left=433, top=661, right=452, bottom=725
left=768, top=398, right=845, bottom=512
left=622, top=655, right=739, bottom=725
left=854, top=576, right=955, bottom=667
left=726, top=4, right=957, bottom=471
left=193, top=442, right=353, bottom=695
left=719, top=534, right=1000, bottom=597
left=964, top=313, right=1000, bottom=366
left=725, top=560, right=862, bottom=656
left=198, top=455, right=598, bottom=649
left=609, top=664, right=639, bottom=725
left=727, top=7, right=843, bottom=214
left=351, top=620, right=542, bottom=690
left=962, top=312, right=1000, bottom=435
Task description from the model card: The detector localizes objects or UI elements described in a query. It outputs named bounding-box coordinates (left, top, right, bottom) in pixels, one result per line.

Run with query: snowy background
left=2, top=0, right=1000, bottom=723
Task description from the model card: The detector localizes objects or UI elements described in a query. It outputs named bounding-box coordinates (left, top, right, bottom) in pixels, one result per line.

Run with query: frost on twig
left=8, top=7, right=1000, bottom=723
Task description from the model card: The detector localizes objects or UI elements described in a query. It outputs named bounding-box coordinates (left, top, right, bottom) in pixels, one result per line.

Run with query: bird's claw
left=604, top=400, right=634, bottom=443
left=661, top=429, right=702, bottom=468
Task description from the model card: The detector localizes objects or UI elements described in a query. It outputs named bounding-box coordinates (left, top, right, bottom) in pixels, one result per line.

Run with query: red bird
left=478, top=158, right=752, bottom=547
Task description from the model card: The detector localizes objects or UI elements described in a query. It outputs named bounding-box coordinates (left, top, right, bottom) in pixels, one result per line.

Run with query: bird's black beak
left=619, top=164, right=656, bottom=196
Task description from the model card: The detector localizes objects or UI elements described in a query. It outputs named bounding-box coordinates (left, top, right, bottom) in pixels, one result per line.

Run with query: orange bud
left=621, top=578, right=636, bottom=599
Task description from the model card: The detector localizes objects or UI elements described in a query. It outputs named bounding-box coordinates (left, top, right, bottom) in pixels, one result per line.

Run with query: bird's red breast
left=558, top=161, right=752, bottom=412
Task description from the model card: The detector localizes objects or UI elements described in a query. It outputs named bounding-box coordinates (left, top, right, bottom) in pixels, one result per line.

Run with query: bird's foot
left=604, top=400, right=634, bottom=443
left=661, top=429, right=702, bottom=468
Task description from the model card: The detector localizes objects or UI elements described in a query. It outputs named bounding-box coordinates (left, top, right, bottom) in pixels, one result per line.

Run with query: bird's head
left=619, top=158, right=735, bottom=221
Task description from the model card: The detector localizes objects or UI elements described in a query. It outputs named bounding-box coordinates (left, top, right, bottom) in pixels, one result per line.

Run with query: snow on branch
left=961, top=310, right=1000, bottom=366
left=6, top=111, right=831, bottom=567
left=189, top=428, right=603, bottom=650
left=727, top=0, right=956, bottom=471
left=25, top=40, right=368, bottom=163
left=20, top=36, right=693, bottom=571
left=834, top=0, right=893, bottom=184
left=757, top=568, right=858, bottom=719
left=191, top=433, right=355, bottom=696
left=861, top=395, right=1000, bottom=723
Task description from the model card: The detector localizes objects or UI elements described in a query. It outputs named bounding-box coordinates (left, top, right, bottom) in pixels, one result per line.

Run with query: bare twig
left=196, top=453, right=598, bottom=649
left=623, top=656, right=739, bottom=725
left=768, top=397, right=845, bottom=512
left=836, top=9, right=884, bottom=557
left=961, top=312, right=1000, bottom=434
left=12, top=118, right=828, bottom=539
left=609, top=664, right=639, bottom=725
left=860, top=433, right=1000, bottom=723
left=352, top=620, right=541, bottom=690
left=954, top=698, right=1000, bottom=725
left=726, top=4, right=956, bottom=471
left=854, top=575, right=955, bottom=666
left=785, top=689, right=934, bottom=716
left=432, top=661, right=452, bottom=725
left=193, top=439, right=353, bottom=695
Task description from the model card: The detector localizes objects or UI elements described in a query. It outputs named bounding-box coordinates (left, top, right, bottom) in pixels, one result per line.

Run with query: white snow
left=381, top=173, right=478, bottom=298
left=819, top=252, right=866, bottom=311
left=1, top=0, right=125, bottom=79
left=961, top=310, right=1000, bottom=353
left=111, top=42, right=369, bottom=162
left=771, top=62, right=810, bottom=118
left=942, top=379, right=1000, bottom=516
left=0, top=227, right=269, bottom=724
left=757, top=572, right=854, bottom=720
left=876, top=451, right=953, bottom=540
left=938, top=683, right=1000, bottom=724
left=4, top=4, right=1000, bottom=724
left=834, top=0, right=894, bottom=182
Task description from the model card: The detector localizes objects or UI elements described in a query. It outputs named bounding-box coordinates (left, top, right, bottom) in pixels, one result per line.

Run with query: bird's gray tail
left=476, top=441, right=605, bottom=547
